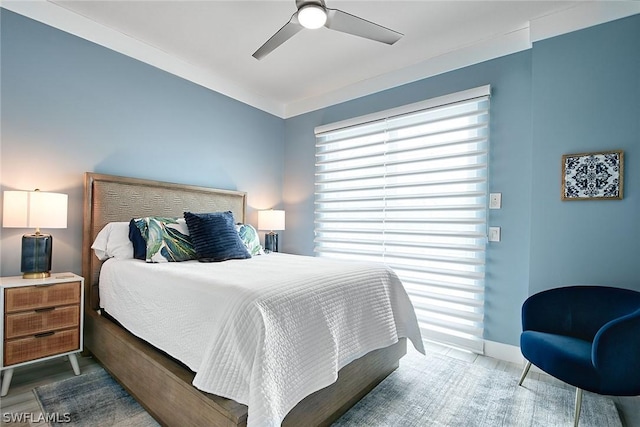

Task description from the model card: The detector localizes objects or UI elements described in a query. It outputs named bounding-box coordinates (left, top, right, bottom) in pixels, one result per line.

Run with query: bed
left=81, top=172, right=422, bottom=427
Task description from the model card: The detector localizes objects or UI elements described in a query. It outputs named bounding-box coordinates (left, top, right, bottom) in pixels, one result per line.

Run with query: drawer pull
left=34, top=284, right=55, bottom=288
left=35, top=307, right=56, bottom=313
left=34, top=331, right=55, bottom=338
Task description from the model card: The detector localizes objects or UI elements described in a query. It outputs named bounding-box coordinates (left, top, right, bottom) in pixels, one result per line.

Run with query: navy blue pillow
left=183, top=211, right=251, bottom=262
left=129, top=219, right=147, bottom=260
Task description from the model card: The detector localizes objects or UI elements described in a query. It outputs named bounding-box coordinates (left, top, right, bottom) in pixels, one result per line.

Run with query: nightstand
left=1, top=273, right=84, bottom=396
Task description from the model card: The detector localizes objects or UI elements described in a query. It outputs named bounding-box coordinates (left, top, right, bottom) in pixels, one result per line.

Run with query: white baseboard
left=484, top=340, right=525, bottom=365
left=483, top=340, right=544, bottom=373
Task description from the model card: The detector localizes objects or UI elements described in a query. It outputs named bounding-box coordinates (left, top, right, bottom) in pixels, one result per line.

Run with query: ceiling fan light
left=298, top=4, right=327, bottom=29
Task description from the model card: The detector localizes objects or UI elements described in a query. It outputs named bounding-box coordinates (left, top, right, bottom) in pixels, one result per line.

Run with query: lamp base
left=264, top=232, right=279, bottom=253
left=21, top=233, right=52, bottom=279
left=23, top=272, right=51, bottom=279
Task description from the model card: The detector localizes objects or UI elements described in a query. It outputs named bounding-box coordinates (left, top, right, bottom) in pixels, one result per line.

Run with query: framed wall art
left=561, top=150, right=624, bottom=200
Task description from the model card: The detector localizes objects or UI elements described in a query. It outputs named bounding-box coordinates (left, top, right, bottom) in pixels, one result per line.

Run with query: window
left=314, top=86, right=490, bottom=353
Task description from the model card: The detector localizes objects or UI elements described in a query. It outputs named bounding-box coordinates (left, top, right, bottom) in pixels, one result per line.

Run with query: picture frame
left=561, top=150, right=624, bottom=200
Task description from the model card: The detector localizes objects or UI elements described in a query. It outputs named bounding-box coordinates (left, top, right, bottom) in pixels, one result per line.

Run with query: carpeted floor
left=332, top=350, right=621, bottom=426
left=34, top=350, right=621, bottom=427
left=34, top=369, right=159, bottom=427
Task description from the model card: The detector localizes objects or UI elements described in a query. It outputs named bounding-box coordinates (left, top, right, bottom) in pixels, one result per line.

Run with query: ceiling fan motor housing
left=296, top=0, right=326, bottom=10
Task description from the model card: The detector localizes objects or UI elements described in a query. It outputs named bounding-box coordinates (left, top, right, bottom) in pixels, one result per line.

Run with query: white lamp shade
left=298, top=4, right=327, bottom=29
left=258, top=209, right=285, bottom=231
left=3, top=190, right=68, bottom=229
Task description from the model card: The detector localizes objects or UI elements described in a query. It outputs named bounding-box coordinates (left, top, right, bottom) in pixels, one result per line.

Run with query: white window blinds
left=314, top=86, right=490, bottom=354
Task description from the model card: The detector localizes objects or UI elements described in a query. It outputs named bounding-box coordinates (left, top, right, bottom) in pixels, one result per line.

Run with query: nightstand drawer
left=4, top=328, right=80, bottom=366
left=4, top=281, right=81, bottom=313
left=5, top=306, right=80, bottom=339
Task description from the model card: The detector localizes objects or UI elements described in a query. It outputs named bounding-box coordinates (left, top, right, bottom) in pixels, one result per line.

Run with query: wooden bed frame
left=81, top=172, right=406, bottom=427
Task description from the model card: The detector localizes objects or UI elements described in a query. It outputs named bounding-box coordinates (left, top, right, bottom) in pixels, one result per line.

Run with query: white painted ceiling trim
left=529, top=1, right=640, bottom=42
left=1, top=0, right=285, bottom=117
left=285, top=26, right=531, bottom=118
left=2, top=1, right=639, bottom=119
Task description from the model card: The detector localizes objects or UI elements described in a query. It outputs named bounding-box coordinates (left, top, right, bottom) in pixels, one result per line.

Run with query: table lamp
left=258, top=209, right=285, bottom=252
left=2, top=190, right=68, bottom=278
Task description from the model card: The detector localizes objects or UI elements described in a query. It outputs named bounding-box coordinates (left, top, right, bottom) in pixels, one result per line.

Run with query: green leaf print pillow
left=133, top=216, right=196, bottom=262
left=236, top=223, right=265, bottom=256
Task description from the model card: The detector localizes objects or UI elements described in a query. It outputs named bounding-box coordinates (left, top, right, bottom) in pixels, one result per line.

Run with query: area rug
left=332, top=350, right=622, bottom=427
left=34, top=369, right=159, bottom=427
left=34, top=351, right=621, bottom=427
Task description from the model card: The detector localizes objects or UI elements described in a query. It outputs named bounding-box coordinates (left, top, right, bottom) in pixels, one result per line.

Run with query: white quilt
left=99, top=253, right=424, bottom=427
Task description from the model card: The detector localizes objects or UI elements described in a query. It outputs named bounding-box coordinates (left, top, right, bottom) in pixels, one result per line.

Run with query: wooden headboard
left=82, top=172, right=246, bottom=310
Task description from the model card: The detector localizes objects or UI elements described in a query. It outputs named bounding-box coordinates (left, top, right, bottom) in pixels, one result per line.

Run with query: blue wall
left=2, top=8, right=638, bottom=347
left=284, top=14, right=640, bottom=346
left=0, top=10, right=285, bottom=277
left=529, top=15, right=640, bottom=294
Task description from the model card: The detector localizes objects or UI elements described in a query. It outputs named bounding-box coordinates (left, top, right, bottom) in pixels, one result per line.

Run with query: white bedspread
left=99, top=253, right=424, bottom=427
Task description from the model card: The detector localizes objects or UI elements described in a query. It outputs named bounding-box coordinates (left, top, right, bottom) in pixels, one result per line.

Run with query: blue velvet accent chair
left=519, top=285, right=640, bottom=427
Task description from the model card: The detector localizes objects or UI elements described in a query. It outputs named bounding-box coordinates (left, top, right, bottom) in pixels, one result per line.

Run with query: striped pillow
left=184, top=211, right=251, bottom=262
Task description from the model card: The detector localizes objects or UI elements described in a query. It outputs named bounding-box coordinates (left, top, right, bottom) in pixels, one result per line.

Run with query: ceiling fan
left=252, top=0, right=403, bottom=60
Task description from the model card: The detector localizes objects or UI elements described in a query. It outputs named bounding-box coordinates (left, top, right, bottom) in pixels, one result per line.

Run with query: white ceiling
left=4, top=1, right=639, bottom=118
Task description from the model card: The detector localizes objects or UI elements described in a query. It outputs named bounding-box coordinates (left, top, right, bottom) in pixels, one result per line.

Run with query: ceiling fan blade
left=253, top=13, right=304, bottom=60
left=325, top=8, right=402, bottom=45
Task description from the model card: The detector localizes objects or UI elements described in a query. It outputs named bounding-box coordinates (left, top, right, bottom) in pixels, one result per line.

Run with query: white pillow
left=91, top=222, right=134, bottom=260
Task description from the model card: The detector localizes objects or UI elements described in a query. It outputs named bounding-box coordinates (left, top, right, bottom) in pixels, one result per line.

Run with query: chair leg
left=574, top=388, right=583, bottom=427
left=518, top=360, right=532, bottom=386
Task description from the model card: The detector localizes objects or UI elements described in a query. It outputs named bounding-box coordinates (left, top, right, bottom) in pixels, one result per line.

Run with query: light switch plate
left=489, top=226, right=501, bottom=242
left=489, top=193, right=502, bottom=209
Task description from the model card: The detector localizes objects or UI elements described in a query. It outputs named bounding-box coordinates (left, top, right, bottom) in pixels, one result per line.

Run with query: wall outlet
left=489, top=193, right=502, bottom=209
left=489, top=226, right=501, bottom=242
